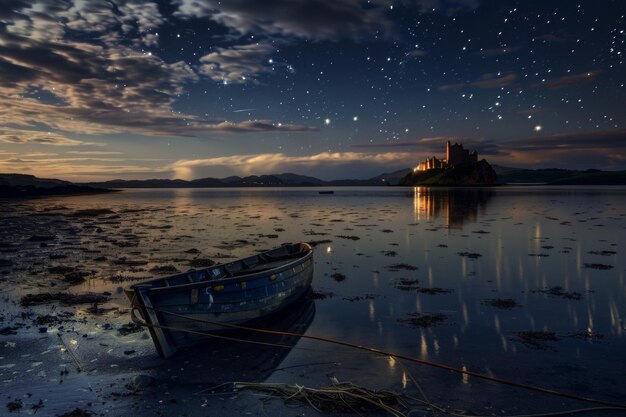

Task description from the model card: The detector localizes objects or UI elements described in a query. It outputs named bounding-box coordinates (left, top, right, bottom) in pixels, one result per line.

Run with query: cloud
left=174, top=0, right=394, bottom=41
left=0, top=150, right=415, bottom=181
left=438, top=72, right=517, bottom=91
left=66, top=151, right=124, bottom=155
left=533, top=70, right=602, bottom=89
left=468, top=129, right=626, bottom=169
left=437, top=83, right=471, bottom=91
left=206, top=120, right=317, bottom=133
left=0, top=1, right=316, bottom=139
left=6, top=0, right=163, bottom=45
left=0, top=57, right=42, bottom=86
left=199, top=43, right=274, bottom=83
left=472, top=73, right=517, bottom=89
left=22, top=152, right=58, bottom=157
left=479, top=129, right=626, bottom=166
left=352, top=130, right=626, bottom=169
left=118, top=1, right=164, bottom=46
left=502, top=129, right=626, bottom=152
left=352, top=136, right=464, bottom=148
left=170, top=151, right=416, bottom=179
left=0, top=154, right=171, bottom=180
left=352, top=136, right=504, bottom=157
left=0, top=128, right=103, bottom=146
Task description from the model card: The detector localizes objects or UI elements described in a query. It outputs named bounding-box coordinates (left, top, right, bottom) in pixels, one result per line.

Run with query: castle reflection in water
left=413, top=187, right=494, bottom=229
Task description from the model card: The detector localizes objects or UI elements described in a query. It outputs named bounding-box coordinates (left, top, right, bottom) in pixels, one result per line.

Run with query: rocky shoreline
left=0, top=174, right=115, bottom=198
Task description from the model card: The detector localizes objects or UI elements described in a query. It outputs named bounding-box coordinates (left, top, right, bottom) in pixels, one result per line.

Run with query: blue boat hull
left=126, top=243, right=314, bottom=358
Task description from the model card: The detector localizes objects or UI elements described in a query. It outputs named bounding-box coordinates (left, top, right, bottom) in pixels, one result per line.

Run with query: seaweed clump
left=392, top=279, right=453, bottom=295
left=6, top=399, right=23, bottom=413
left=583, top=263, right=613, bottom=270
left=398, top=312, right=448, bottom=328
left=483, top=298, right=520, bottom=309
left=312, top=290, right=335, bottom=300
left=457, top=252, right=482, bottom=259
left=533, top=286, right=582, bottom=300
left=149, top=265, right=180, bottom=274
left=587, top=250, right=616, bottom=256
left=393, top=278, right=419, bottom=288
left=189, top=258, right=215, bottom=268
left=307, top=239, right=333, bottom=247
left=21, top=293, right=109, bottom=307
left=343, top=294, right=378, bottom=302
left=386, top=263, right=418, bottom=271
left=233, top=381, right=411, bottom=415
left=335, top=235, right=360, bottom=241
left=331, top=273, right=346, bottom=282
left=71, top=209, right=115, bottom=217
left=514, top=331, right=560, bottom=349
left=58, top=409, right=93, bottom=417
left=118, top=322, right=144, bottom=336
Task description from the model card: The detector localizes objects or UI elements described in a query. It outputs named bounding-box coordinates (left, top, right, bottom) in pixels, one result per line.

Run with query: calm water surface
left=1, top=186, right=624, bottom=415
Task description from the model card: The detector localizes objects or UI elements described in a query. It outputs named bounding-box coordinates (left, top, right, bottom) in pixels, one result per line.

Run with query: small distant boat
left=126, top=242, right=314, bottom=358
left=318, top=190, right=334, bottom=194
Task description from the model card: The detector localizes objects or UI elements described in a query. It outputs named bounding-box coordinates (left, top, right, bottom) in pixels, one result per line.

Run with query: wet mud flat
left=0, top=198, right=324, bottom=416
left=1, top=187, right=626, bottom=416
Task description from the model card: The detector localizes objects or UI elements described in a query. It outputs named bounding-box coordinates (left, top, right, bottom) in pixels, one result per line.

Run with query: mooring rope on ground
left=132, top=304, right=626, bottom=411
left=57, top=333, right=82, bottom=372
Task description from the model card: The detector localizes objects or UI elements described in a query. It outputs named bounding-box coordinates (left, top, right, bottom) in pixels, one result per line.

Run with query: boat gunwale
left=145, top=283, right=313, bottom=311
left=129, top=243, right=313, bottom=294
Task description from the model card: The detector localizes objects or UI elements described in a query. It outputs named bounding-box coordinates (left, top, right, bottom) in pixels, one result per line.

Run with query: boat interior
left=135, top=243, right=310, bottom=289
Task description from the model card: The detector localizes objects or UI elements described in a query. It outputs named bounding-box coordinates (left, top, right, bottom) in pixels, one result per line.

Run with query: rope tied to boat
left=131, top=303, right=626, bottom=411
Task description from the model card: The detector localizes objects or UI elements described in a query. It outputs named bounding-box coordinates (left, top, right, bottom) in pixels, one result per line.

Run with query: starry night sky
left=0, top=0, right=625, bottom=180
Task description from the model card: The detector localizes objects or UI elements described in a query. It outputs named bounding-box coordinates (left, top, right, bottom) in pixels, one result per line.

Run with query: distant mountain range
left=0, top=174, right=115, bottom=198
left=79, top=169, right=414, bottom=188
left=2, top=165, right=626, bottom=199
left=492, top=166, right=626, bottom=185
left=79, top=166, right=626, bottom=188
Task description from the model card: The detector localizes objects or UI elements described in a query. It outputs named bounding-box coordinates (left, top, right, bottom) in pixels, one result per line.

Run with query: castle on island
left=414, top=141, right=478, bottom=172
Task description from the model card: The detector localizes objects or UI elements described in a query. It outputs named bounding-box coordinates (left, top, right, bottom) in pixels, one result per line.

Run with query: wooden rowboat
left=126, top=242, right=314, bottom=358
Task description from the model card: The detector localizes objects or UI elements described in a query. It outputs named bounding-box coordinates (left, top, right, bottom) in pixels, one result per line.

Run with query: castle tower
left=416, top=141, right=478, bottom=172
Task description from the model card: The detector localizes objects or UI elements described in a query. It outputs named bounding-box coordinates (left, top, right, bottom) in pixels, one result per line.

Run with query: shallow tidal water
left=0, top=186, right=625, bottom=416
